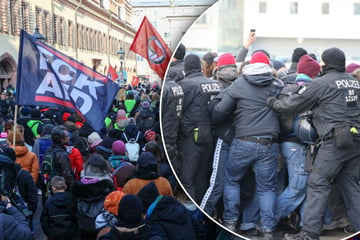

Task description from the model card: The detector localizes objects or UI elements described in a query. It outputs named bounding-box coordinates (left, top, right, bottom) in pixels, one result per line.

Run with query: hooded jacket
left=213, top=63, right=283, bottom=138
left=40, top=191, right=77, bottom=240
left=14, top=145, right=39, bottom=183
left=145, top=196, right=197, bottom=240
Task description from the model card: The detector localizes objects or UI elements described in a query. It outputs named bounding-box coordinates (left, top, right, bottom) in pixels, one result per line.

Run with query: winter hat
left=144, top=130, right=156, bottom=142
left=271, top=59, right=286, bottom=71
left=184, top=54, right=202, bottom=74
left=41, top=124, right=55, bottom=136
left=137, top=181, right=159, bottom=213
left=321, top=47, right=346, bottom=72
left=87, top=131, right=102, bottom=147
left=346, top=63, right=360, bottom=74
left=217, top=53, right=236, bottom=68
left=140, top=101, right=150, bottom=110
left=104, top=190, right=126, bottom=216
left=291, top=47, right=308, bottom=63
left=127, top=117, right=136, bottom=126
left=174, top=43, right=186, bottom=60
left=30, top=108, right=41, bottom=118
left=297, top=55, right=321, bottom=79
left=137, top=152, right=158, bottom=168
left=112, top=140, right=126, bottom=155
left=116, top=109, right=127, bottom=122
left=20, top=107, right=30, bottom=116
left=250, top=52, right=270, bottom=65
left=117, top=194, right=145, bottom=228
left=62, top=112, right=71, bottom=122
left=202, top=52, right=218, bottom=65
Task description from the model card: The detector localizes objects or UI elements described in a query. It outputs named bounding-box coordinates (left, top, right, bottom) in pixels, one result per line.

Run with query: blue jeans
left=223, top=138, right=278, bottom=231
left=276, top=141, right=308, bottom=223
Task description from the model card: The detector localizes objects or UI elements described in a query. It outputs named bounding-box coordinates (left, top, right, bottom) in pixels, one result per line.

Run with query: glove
left=266, top=96, right=277, bottom=108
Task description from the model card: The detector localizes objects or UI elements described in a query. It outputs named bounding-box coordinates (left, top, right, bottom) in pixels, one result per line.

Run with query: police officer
left=161, top=67, right=184, bottom=175
left=177, top=53, right=220, bottom=204
left=267, top=47, right=360, bottom=240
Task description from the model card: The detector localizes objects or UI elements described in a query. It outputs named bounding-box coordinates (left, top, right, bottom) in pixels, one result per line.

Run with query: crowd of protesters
left=163, top=31, right=360, bottom=240
left=0, top=82, right=235, bottom=240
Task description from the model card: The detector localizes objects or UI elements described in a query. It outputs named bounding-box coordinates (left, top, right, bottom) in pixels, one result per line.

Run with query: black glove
left=266, top=96, right=277, bottom=108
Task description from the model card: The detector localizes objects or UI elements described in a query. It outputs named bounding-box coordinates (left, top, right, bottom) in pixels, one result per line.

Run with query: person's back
left=44, top=126, right=74, bottom=191
left=0, top=194, right=33, bottom=240
left=138, top=182, right=196, bottom=240
left=41, top=176, right=77, bottom=240
left=122, top=152, right=173, bottom=197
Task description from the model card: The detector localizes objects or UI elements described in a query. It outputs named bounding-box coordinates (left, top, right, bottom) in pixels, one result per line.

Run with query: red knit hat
left=346, top=63, right=360, bottom=74
left=250, top=52, right=270, bottom=65
left=297, top=55, right=321, bottom=78
left=217, top=53, right=236, bottom=67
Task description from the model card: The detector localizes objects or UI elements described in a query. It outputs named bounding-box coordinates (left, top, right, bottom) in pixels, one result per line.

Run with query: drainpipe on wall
left=74, top=0, right=82, bottom=60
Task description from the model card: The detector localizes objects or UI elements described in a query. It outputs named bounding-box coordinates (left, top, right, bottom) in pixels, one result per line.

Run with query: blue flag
left=16, top=30, right=120, bottom=131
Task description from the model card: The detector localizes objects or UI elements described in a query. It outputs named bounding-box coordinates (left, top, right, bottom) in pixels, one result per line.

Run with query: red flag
left=130, top=16, right=172, bottom=79
left=107, top=64, right=118, bottom=81
left=131, top=76, right=140, bottom=86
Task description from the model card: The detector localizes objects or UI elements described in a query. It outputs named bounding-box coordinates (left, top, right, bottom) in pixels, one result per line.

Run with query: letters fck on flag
left=130, top=16, right=172, bottom=79
left=16, top=30, right=120, bottom=131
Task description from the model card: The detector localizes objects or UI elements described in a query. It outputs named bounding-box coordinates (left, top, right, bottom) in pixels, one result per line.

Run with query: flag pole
left=12, top=105, right=19, bottom=147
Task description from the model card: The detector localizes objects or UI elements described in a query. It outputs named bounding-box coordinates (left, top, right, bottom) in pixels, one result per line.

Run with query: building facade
left=0, top=0, right=136, bottom=90
left=181, top=0, right=360, bottom=64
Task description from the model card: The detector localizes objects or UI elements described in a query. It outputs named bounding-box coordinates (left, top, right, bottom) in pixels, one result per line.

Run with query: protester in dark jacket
left=137, top=182, right=197, bottom=240
left=99, top=194, right=158, bottom=240
left=40, top=176, right=77, bottom=240
left=0, top=194, right=33, bottom=240
left=47, top=126, right=75, bottom=190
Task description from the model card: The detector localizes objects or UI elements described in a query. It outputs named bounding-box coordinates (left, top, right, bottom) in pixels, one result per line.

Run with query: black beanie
left=291, top=47, right=308, bottom=63
left=137, top=181, right=159, bottom=213
left=174, top=43, right=186, bottom=60
left=321, top=47, right=346, bottom=73
left=117, top=194, right=145, bottom=228
left=184, top=54, right=202, bottom=74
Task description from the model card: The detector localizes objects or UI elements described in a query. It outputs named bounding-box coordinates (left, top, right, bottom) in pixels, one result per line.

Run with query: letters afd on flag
left=130, top=16, right=172, bottom=79
left=16, top=30, right=120, bottom=131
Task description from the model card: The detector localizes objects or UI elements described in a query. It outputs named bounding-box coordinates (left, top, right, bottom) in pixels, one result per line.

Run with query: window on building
left=290, top=2, right=298, bottom=14
left=322, top=2, right=330, bottom=14
left=259, top=1, right=267, bottom=14
left=0, top=1, right=9, bottom=33
left=354, top=3, right=360, bottom=15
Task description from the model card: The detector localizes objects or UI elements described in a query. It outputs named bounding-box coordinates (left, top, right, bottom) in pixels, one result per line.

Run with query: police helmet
left=293, top=113, right=318, bottom=144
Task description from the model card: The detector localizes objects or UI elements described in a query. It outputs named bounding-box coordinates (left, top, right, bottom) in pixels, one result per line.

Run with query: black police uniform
left=269, top=48, right=360, bottom=236
left=178, top=71, right=220, bottom=204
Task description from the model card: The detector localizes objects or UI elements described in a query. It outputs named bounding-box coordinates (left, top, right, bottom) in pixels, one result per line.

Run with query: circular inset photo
left=161, top=0, right=360, bottom=239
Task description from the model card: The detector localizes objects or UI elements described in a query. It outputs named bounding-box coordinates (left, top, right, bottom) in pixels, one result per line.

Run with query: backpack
left=38, top=138, right=53, bottom=166
left=123, top=132, right=140, bottom=163
left=41, top=147, right=60, bottom=198
left=26, top=119, right=44, bottom=138
left=11, top=169, right=33, bottom=218
left=112, top=161, right=129, bottom=190
left=76, top=197, right=105, bottom=235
